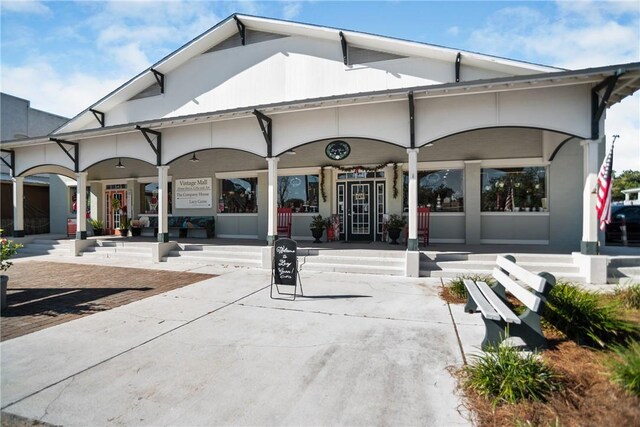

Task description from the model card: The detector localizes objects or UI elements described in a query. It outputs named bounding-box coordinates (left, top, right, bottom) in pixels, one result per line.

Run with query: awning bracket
left=339, top=31, right=348, bottom=65
left=234, top=16, right=246, bottom=46
left=136, top=125, right=162, bottom=166
left=455, top=52, right=462, bottom=83
left=50, top=137, right=79, bottom=172
left=0, top=149, right=15, bottom=176
left=150, top=68, right=165, bottom=94
left=253, top=109, right=272, bottom=157
left=89, top=109, right=105, bottom=127
left=591, top=71, right=623, bottom=139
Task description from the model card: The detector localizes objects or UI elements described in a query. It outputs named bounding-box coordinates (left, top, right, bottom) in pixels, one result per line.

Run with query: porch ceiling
left=277, top=138, right=407, bottom=169
left=418, top=128, right=544, bottom=162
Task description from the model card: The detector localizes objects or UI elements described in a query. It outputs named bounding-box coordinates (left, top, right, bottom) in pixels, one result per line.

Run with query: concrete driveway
left=1, top=268, right=474, bottom=426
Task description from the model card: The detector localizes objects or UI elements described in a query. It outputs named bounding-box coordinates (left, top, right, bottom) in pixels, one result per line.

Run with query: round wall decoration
left=325, top=140, right=351, bottom=161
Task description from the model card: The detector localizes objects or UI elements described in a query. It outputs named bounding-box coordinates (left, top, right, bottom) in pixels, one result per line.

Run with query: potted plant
left=89, top=218, right=104, bottom=236
left=309, top=214, right=326, bottom=243
left=130, top=219, right=142, bottom=237
left=1, top=229, right=23, bottom=310
left=384, top=214, right=406, bottom=245
left=118, top=216, right=130, bottom=237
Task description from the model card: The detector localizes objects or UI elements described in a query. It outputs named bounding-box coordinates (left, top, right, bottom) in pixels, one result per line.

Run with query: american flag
left=504, top=186, right=514, bottom=212
left=596, top=137, right=617, bottom=231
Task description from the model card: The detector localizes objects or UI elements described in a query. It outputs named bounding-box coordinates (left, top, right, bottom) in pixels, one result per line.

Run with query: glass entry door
left=105, top=190, right=126, bottom=231
left=347, top=182, right=374, bottom=241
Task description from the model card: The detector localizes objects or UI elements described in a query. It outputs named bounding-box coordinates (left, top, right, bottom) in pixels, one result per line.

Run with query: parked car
left=605, top=205, right=640, bottom=245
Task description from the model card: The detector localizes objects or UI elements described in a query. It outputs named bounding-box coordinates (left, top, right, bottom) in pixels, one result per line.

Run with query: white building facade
left=2, top=15, right=639, bottom=259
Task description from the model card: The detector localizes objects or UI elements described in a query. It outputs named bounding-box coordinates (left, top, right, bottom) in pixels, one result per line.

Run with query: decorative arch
left=81, top=156, right=156, bottom=172
left=18, top=164, right=76, bottom=179
left=166, top=147, right=263, bottom=165
left=275, top=136, right=406, bottom=157
left=418, top=126, right=581, bottom=149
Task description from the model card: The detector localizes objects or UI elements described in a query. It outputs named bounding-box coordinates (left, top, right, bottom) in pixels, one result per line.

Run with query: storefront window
left=278, top=175, right=319, bottom=212
left=403, top=169, right=464, bottom=212
left=140, top=182, right=172, bottom=214
left=481, top=167, right=547, bottom=212
left=218, top=178, right=257, bottom=213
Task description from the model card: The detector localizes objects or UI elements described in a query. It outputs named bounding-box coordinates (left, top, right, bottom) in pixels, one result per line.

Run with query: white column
left=12, top=176, right=24, bottom=237
left=581, top=139, right=602, bottom=254
left=407, top=148, right=419, bottom=251
left=266, top=157, right=279, bottom=245
left=157, top=165, right=170, bottom=242
left=76, top=172, right=88, bottom=239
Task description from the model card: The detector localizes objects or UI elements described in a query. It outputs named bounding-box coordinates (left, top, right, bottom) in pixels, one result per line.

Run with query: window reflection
left=218, top=178, right=257, bottom=213
left=403, top=169, right=464, bottom=212
left=278, top=175, right=319, bottom=212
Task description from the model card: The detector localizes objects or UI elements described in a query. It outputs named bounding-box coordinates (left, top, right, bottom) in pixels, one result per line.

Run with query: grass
left=447, top=274, right=495, bottom=300
left=463, top=343, right=562, bottom=406
left=608, top=339, right=640, bottom=397
left=614, top=283, right=640, bottom=310
left=543, top=282, right=639, bottom=348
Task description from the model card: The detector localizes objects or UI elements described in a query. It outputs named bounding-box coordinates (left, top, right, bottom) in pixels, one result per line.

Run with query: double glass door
left=337, top=181, right=385, bottom=242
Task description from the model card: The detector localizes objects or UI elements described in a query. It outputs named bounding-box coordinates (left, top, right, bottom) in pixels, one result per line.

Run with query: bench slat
left=476, top=281, right=521, bottom=324
left=463, top=279, right=500, bottom=321
left=496, top=255, right=547, bottom=292
left=492, top=268, right=541, bottom=312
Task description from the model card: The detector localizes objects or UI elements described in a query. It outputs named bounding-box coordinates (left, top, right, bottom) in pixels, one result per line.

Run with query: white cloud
left=1, top=61, right=126, bottom=118
left=282, top=2, right=302, bottom=20
left=447, top=26, right=459, bottom=37
left=0, top=0, right=50, bottom=15
left=468, top=1, right=640, bottom=171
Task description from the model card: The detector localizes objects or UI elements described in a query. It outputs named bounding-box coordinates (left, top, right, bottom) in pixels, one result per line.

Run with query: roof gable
left=55, top=14, right=562, bottom=135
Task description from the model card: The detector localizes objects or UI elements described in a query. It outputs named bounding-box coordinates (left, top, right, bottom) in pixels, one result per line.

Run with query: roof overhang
left=3, top=61, right=639, bottom=150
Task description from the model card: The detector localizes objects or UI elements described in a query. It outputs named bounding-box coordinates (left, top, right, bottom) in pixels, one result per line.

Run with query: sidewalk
left=1, top=258, right=482, bottom=426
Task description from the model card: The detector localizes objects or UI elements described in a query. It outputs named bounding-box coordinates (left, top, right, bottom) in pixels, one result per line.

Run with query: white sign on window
left=175, top=178, right=212, bottom=209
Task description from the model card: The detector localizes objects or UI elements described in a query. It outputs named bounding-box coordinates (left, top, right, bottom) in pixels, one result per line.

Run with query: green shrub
left=608, top=339, right=640, bottom=396
left=614, top=283, right=640, bottom=310
left=448, top=274, right=495, bottom=299
left=464, top=343, right=561, bottom=405
left=544, top=283, right=639, bottom=348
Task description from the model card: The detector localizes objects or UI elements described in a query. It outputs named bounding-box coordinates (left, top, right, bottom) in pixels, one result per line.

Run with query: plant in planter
left=1, top=228, right=23, bottom=310
left=384, top=214, right=406, bottom=245
left=89, top=218, right=104, bottom=236
left=309, top=214, right=326, bottom=243
left=130, top=219, right=142, bottom=237
left=119, top=216, right=130, bottom=237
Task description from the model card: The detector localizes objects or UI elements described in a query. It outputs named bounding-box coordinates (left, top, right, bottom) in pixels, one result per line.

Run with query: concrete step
left=178, top=244, right=263, bottom=254
left=16, top=239, right=72, bottom=257
left=420, top=260, right=580, bottom=274
left=163, top=251, right=261, bottom=268
left=301, top=254, right=405, bottom=268
left=420, top=252, right=575, bottom=263
left=426, top=268, right=586, bottom=283
left=607, top=257, right=640, bottom=268
left=607, top=266, right=640, bottom=284
left=299, top=262, right=404, bottom=276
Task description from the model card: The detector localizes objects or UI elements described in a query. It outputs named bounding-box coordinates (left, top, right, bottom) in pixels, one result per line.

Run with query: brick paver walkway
left=1, top=262, right=214, bottom=342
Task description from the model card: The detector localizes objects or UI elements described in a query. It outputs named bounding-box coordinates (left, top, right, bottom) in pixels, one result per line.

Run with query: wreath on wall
left=319, top=162, right=399, bottom=203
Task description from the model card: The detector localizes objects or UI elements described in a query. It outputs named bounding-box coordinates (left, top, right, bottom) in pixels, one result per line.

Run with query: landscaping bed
left=442, top=276, right=640, bottom=426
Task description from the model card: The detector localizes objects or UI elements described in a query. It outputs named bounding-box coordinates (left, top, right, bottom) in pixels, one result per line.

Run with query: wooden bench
left=463, top=255, right=556, bottom=350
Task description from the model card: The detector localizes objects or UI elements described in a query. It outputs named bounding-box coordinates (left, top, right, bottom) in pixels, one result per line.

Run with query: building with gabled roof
left=2, top=14, right=639, bottom=276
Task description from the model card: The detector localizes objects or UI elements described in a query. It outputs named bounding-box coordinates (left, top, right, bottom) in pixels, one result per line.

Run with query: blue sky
left=1, top=0, right=639, bottom=171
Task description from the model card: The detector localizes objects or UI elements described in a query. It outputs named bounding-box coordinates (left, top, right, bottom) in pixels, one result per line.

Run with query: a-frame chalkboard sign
left=271, top=238, right=303, bottom=300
